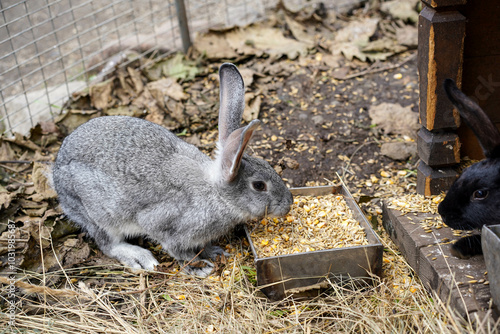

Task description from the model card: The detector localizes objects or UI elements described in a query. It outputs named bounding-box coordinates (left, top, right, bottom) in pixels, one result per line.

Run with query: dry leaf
left=4, top=133, right=41, bottom=151
left=333, top=18, right=386, bottom=62
left=0, top=192, right=14, bottom=209
left=90, top=79, right=114, bottom=110
left=243, top=93, right=261, bottom=122
left=381, top=0, right=419, bottom=23
left=194, top=31, right=238, bottom=59
left=284, top=15, right=315, bottom=46
left=228, top=26, right=309, bottom=59
left=369, top=103, right=419, bottom=139
left=0, top=139, right=17, bottom=162
left=238, top=68, right=255, bottom=87
left=145, top=109, right=165, bottom=126
left=105, top=105, right=143, bottom=117
left=127, top=67, right=144, bottom=93
left=196, top=25, right=310, bottom=60
left=55, top=109, right=99, bottom=135
left=147, top=78, right=188, bottom=104
left=396, top=25, right=418, bottom=48
left=31, top=162, right=57, bottom=201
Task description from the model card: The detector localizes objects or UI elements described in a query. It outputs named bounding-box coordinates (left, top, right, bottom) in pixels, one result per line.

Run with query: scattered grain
left=248, top=194, right=368, bottom=257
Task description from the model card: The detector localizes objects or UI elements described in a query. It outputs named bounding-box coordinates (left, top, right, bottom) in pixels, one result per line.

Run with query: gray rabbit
left=53, top=63, right=293, bottom=277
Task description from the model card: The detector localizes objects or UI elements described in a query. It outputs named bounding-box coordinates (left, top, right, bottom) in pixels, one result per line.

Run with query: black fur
left=450, top=235, right=483, bottom=259
left=438, top=79, right=500, bottom=258
left=438, top=159, right=500, bottom=230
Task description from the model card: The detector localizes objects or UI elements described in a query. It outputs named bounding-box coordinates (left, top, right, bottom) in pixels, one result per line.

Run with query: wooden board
left=382, top=203, right=498, bottom=322
left=458, top=0, right=500, bottom=160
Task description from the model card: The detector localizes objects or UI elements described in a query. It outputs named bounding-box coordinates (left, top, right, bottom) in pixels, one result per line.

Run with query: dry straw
left=1, top=229, right=498, bottom=333
left=1, top=173, right=498, bottom=333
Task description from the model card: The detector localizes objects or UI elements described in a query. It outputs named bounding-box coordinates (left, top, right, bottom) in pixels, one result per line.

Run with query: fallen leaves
left=195, top=24, right=312, bottom=60
left=31, top=162, right=57, bottom=201
left=368, top=102, right=419, bottom=139
left=144, top=53, right=200, bottom=81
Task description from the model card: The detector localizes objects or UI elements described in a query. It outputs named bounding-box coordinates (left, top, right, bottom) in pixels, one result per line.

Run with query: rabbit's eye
left=472, top=189, right=489, bottom=201
left=252, top=181, right=267, bottom=192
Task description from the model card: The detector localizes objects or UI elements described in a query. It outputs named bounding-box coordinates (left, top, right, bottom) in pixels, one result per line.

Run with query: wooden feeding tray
left=244, top=185, right=383, bottom=301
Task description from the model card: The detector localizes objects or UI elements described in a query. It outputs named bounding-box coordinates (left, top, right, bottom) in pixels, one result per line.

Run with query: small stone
left=311, top=115, right=324, bottom=125
left=381, top=142, right=417, bottom=161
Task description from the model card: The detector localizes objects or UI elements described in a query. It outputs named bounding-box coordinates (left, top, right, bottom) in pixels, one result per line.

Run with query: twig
left=333, top=52, right=417, bottom=80
left=0, top=164, right=22, bottom=173
left=342, top=140, right=378, bottom=180
left=0, top=160, right=32, bottom=164
left=0, top=276, right=81, bottom=298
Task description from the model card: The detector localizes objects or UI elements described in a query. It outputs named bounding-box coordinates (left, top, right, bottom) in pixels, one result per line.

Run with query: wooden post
left=175, top=0, right=192, bottom=54
left=416, top=0, right=466, bottom=196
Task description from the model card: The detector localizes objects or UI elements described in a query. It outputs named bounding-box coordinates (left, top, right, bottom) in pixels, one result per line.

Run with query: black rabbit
left=438, top=79, right=500, bottom=259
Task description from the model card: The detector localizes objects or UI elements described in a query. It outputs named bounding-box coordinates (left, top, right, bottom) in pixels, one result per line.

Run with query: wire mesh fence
left=0, top=0, right=360, bottom=136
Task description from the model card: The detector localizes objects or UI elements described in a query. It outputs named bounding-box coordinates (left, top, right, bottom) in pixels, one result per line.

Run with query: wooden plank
left=419, top=244, right=491, bottom=317
left=457, top=0, right=500, bottom=160
left=459, top=58, right=500, bottom=160
left=382, top=203, right=497, bottom=321
left=461, top=0, right=500, bottom=59
left=382, top=203, right=457, bottom=268
left=417, top=128, right=460, bottom=167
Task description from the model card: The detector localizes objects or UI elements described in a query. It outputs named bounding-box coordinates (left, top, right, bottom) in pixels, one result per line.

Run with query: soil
left=250, top=54, right=418, bottom=188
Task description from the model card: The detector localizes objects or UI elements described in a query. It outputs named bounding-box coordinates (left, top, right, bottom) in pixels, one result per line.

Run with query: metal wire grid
left=0, top=0, right=360, bottom=136
left=0, top=0, right=182, bottom=135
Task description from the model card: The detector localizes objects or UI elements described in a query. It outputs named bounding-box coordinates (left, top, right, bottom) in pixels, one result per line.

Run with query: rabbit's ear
left=444, top=79, right=500, bottom=158
left=218, top=63, right=245, bottom=144
left=220, top=119, right=260, bottom=182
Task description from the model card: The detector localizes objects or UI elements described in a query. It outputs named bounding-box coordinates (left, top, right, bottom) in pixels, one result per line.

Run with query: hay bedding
left=0, top=2, right=491, bottom=333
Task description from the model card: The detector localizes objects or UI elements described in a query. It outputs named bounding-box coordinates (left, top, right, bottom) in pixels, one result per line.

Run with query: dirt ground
left=251, top=54, right=418, bottom=188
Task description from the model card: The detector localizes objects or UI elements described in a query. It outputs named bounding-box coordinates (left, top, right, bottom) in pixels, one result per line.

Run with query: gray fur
left=52, top=63, right=292, bottom=276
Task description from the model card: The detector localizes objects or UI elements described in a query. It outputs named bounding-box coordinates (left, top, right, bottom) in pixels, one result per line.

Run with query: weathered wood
left=417, top=128, right=460, bottom=167
left=382, top=203, right=496, bottom=321
left=418, top=7, right=465, bottom=131
left=421, top=0, right=466, bottom=8
left=382, top=203, right=452, bottom=270
left=419, top=244, right=491, bottom=317
left=417, top=2, right=466, bottom=195
left=417, top=161, right=457, bottom=196
left=457, top=0, right=500, bottom=160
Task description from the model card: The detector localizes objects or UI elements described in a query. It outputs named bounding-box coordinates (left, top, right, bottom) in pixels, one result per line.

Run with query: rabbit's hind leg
left=104, top=242, right=159, bottom=270
left=84, top=221, right=159, bottom=270
left=58, top=190, right=159, bottom=270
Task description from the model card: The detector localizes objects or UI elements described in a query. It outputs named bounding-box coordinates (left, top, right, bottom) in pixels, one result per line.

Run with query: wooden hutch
left=417, top=0, right=500, bottom=195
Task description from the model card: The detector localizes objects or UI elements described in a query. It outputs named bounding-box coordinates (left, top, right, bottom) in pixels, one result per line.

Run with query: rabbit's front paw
left=183, top=259, right=214, bottom=277
left=108, top=243, right=159, bottom=270
left=201, top=245, right=230, bottom=261
left=450, top=235, right=483, bottom=259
